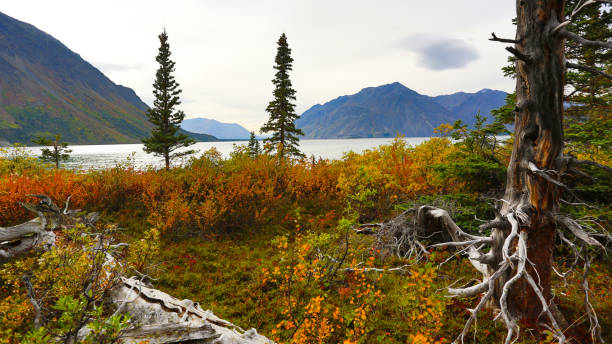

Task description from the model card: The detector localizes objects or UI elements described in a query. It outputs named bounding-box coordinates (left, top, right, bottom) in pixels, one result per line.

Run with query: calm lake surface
left=20, top=137, right=435, bottom=170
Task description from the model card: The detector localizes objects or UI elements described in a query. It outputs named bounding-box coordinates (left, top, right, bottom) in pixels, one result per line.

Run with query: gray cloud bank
left=400, top=35, right=480, bottom=70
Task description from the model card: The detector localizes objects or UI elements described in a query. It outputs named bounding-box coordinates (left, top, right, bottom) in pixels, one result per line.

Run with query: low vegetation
left=0, top=128, right=609, bottom=343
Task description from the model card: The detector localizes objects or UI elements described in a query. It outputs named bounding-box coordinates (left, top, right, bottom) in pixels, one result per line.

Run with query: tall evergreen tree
left=142, top=29, right=195, bottom=169
left=260, top=33, right=304, bottom=159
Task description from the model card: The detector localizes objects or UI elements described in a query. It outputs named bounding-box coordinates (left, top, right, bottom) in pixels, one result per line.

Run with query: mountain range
left=296, top=83, right=507, bottom=139
left=1, top=12, right=508, bottom=144
left=431, top=88, right=507, bottom=126
left=181, top=118, right=252, bottom=140
left=0, top=11, right=215, bottom=144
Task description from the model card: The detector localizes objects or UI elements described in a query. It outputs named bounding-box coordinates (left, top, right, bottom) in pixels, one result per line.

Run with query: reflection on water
left=18, top=137, right=437, bottom=170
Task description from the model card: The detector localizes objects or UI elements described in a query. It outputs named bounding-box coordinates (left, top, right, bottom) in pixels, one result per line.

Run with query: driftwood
left=0, top=196, right=273, bottom=344
left=111, top=277, right=271, bottom=344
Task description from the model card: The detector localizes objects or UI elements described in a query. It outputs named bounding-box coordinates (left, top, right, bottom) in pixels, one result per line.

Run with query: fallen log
left=0, top=196, right=274, bottom=344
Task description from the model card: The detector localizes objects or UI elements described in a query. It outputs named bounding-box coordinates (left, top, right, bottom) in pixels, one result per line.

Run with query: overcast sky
left=3, top=1, right=516, bottom=132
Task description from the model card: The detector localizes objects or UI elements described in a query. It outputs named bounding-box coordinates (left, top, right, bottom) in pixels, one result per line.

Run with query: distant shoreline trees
left=260, top=33, right=304, bottom=159
left=142, top=29, right=195, bottom=169
left=31, top=134, right=71, bottom=168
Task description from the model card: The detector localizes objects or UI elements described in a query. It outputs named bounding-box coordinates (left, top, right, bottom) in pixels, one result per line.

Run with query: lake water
left=18, top=137, right=435, bottom=170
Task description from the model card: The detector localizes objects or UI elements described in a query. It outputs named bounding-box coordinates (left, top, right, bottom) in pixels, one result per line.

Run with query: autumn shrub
left=336, top=137, right=457, bottom=221
left=0, top=223, right=130, bottom=344
left=251, top=210, right=451, bottom=344
left=0, top=145, right=47, bottom=175
left=0, top=170, right=88, bottom=226
left=0, top=137, right=461, bottom=236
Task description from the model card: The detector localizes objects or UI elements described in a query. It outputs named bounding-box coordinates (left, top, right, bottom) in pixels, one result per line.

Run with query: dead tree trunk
left=360, top=1, right=612, bottom=342
left=502, top=0, right=565, bottom=327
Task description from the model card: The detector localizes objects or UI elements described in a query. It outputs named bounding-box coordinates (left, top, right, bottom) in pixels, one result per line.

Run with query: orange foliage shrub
left=0, top=138, right=458, bottom=235
left=0, top=170, right=87, bottom=226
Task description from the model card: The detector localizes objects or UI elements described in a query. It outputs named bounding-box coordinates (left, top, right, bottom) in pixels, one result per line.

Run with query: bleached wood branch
left=478, top=217, right=511, bottom=231
left=451, top=262, right=510, bottom=344
left=526, top=161, right=567, bottom=188
left=581, top=256, right=604, bottom=343
left=556, top=215, right=605, bottom=250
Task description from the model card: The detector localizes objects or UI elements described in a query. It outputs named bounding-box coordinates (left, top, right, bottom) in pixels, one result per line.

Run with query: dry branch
left=567, top=62, right=612, bottom=80
left=559, top=29, right=612, bottom=49
left=22, top=274, right=43, bottom=329
left=489, top=32, right=519, bottom=43
left=581, top=257, right=603, bottom=343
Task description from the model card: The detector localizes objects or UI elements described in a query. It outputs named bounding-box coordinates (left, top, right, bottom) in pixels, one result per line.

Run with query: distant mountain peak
left=181, top=117, right=251, bottom=140
left=296, top=82, right=507, bottom=139
left=296, top=83, right=457, bottom=139
left=383, top=81, right=405, bottom=88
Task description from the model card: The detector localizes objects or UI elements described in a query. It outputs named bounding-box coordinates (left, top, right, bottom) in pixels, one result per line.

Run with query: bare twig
left=571, top=158, right=612, bottom=174
left=490, top=32, right=519, bottom=43
left=581, top=255, right=604, bottom=343
left=23, top=275, right=43, bottom=329
left=341, top=264, right=412, bottom=274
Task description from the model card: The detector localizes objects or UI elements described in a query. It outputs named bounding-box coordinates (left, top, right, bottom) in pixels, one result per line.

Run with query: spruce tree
left=260, top=33, right=304, bottom=159
left=247, top=131, right=261, bottom=159
left=31, top=134, right=71, bottom=169
left=142, top=29, right=195, bottom=169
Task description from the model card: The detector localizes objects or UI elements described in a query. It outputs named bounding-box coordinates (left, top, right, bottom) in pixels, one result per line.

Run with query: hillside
left=0, top=12, right=216, bottom=144
left=296, top=82, right=507, bottom=139
left=182, top=117, right=251, bottom=140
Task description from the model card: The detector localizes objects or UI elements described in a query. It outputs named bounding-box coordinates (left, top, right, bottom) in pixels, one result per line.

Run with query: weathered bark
left=502, top=0, right=565, bottom=326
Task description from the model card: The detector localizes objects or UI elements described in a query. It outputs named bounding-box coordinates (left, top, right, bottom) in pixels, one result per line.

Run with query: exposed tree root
left=361, top=202, right=607, bottom=343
